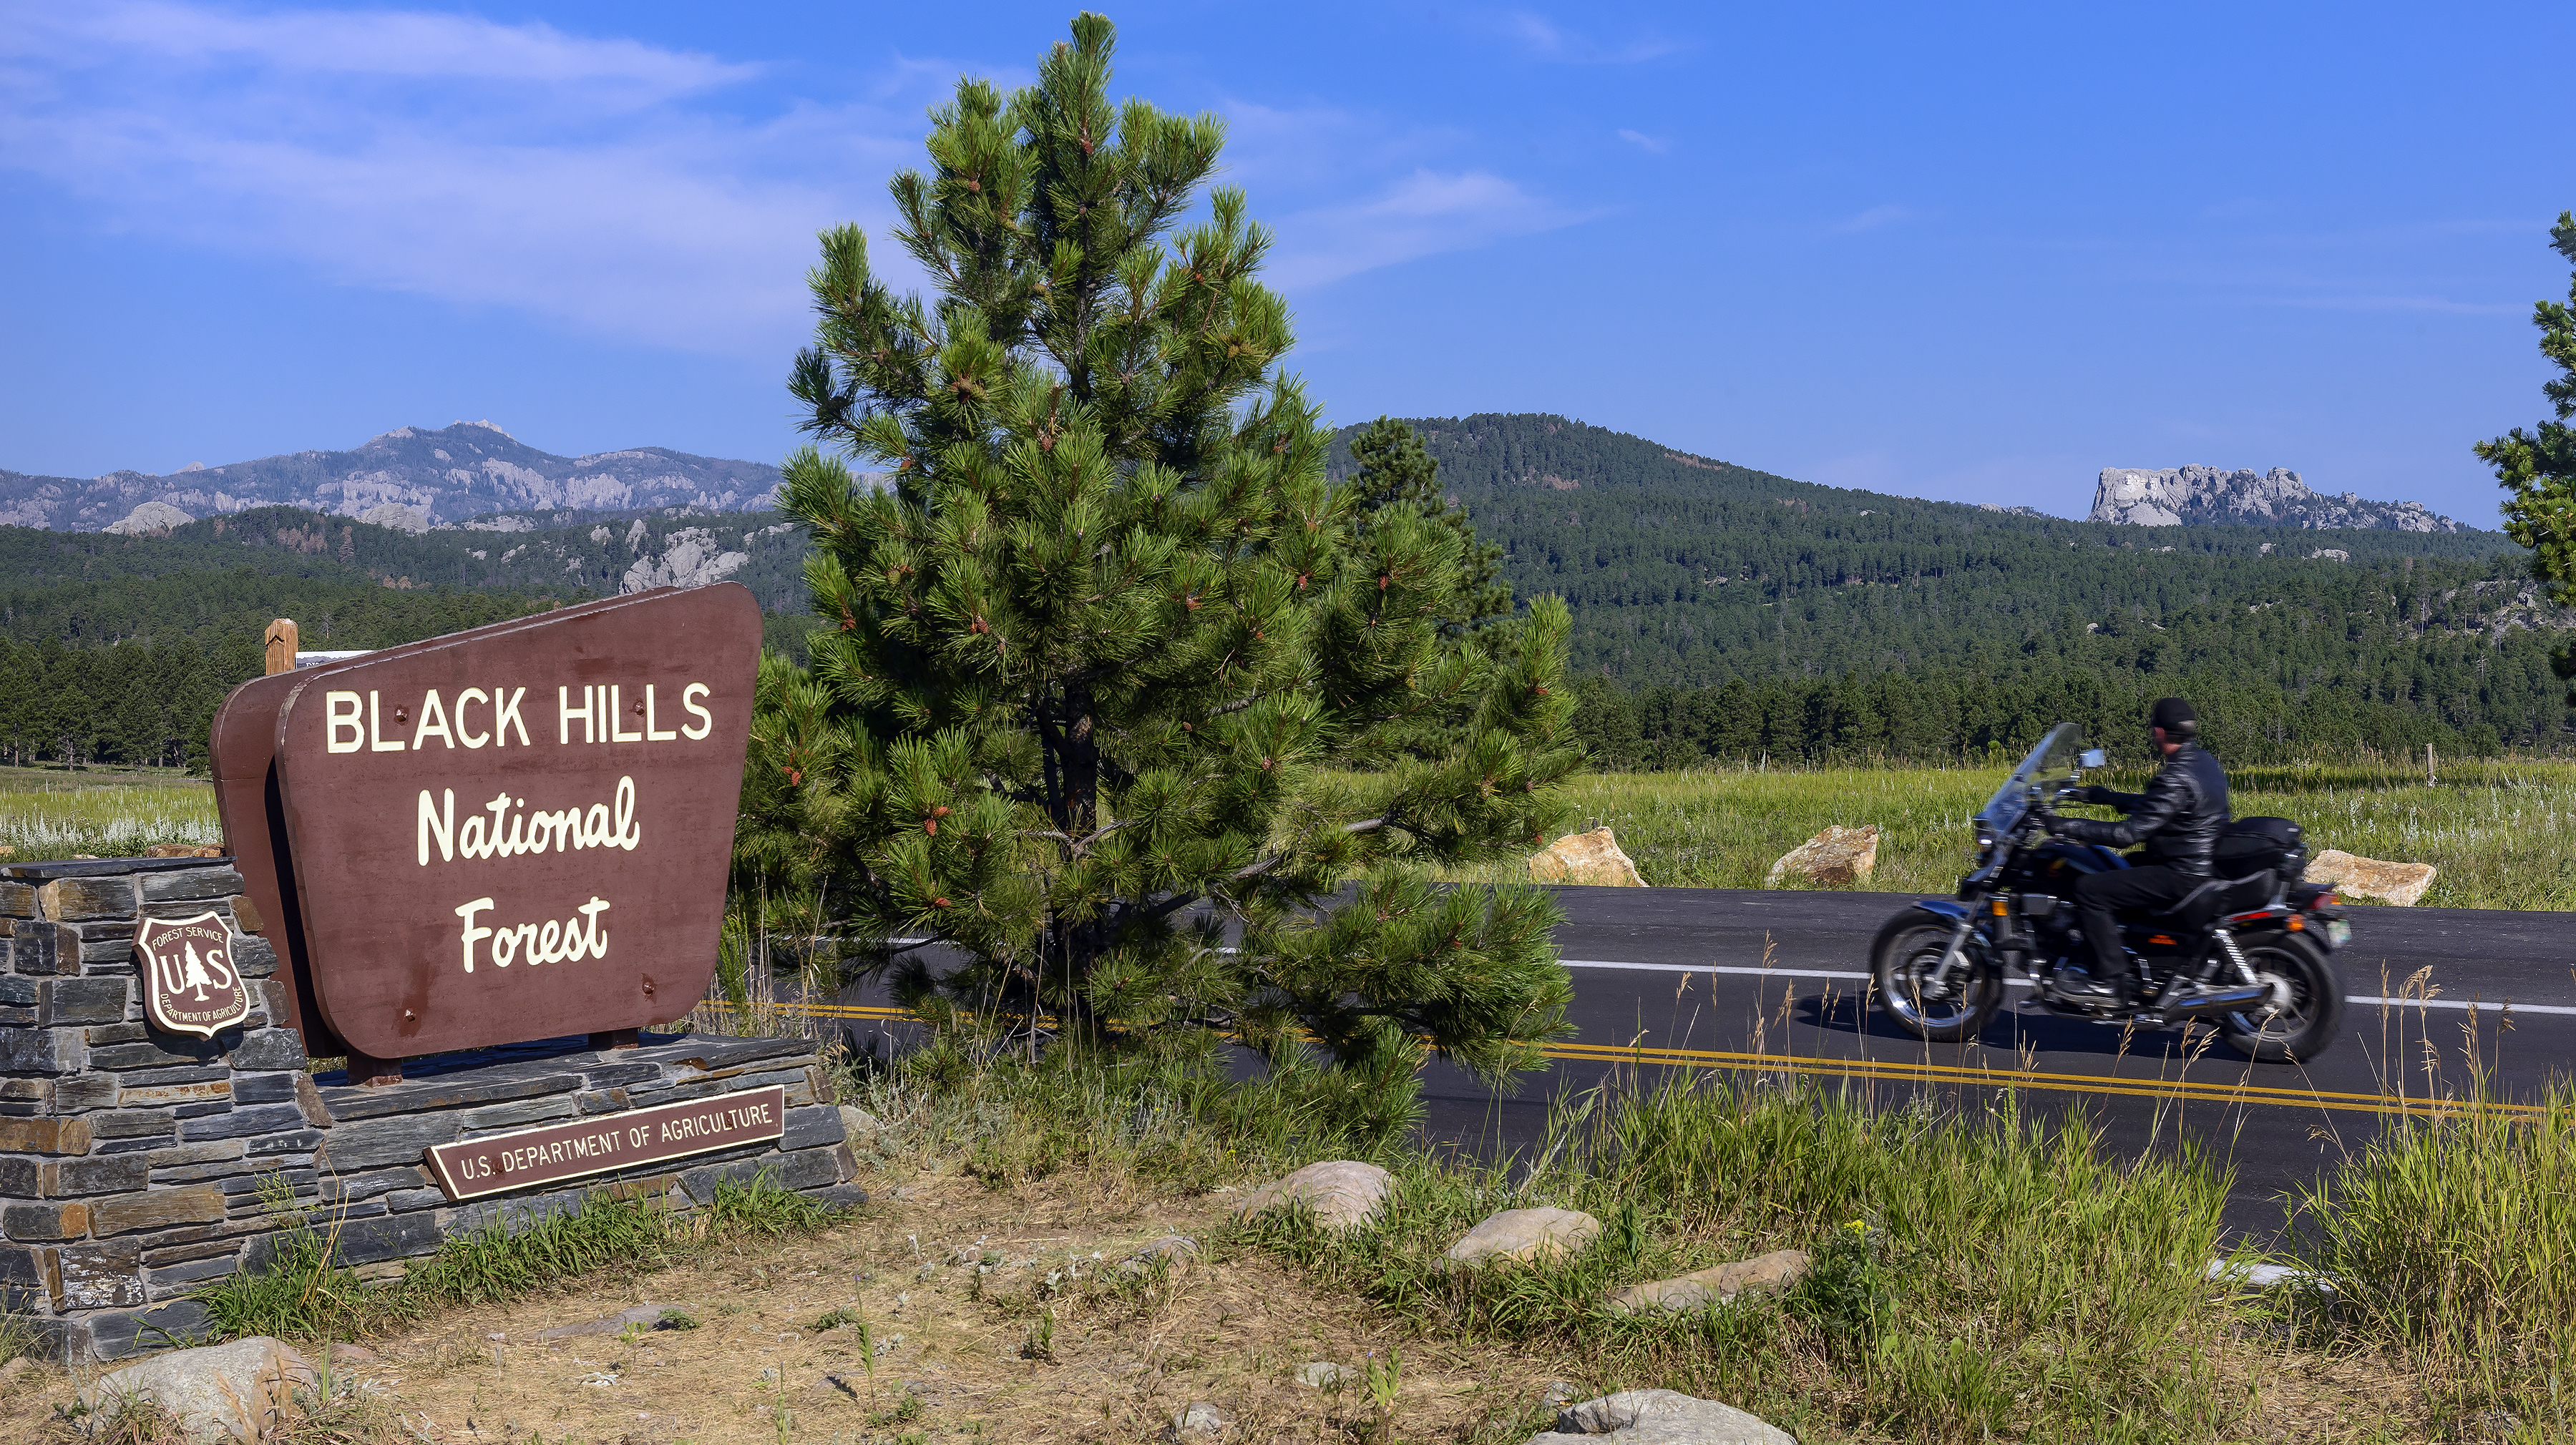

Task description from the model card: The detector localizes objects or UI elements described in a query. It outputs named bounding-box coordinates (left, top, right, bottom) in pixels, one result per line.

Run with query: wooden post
left=263, top=619, right=299, bottom=676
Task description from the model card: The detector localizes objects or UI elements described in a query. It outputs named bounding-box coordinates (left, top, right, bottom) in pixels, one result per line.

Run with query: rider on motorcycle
left=2044, top=697, right=2230, bottom=1004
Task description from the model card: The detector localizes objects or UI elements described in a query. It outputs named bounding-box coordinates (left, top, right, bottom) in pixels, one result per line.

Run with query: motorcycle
left=1871, top=723, right=2349, bottom=1062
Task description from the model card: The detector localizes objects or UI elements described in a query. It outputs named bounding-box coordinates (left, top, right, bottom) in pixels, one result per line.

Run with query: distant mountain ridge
left=0, top=421, right=783, bottom=532
left=2089, top=465, right=2457, bottom=532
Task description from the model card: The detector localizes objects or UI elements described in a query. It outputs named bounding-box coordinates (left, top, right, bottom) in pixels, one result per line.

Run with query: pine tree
left=739, top=13, right=1581, bottom=1136
left=2479, top=210, right=2576, bottom=702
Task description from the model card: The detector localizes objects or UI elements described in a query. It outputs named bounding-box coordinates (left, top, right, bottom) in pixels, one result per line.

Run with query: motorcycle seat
left=2139, top=870, right=2278, bottom=930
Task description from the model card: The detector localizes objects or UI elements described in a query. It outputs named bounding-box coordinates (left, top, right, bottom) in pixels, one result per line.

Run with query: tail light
left=2310, top=892, right=2337, bottom=909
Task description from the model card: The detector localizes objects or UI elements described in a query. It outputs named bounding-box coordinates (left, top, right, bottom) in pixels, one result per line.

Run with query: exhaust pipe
left=2162, top=983, right=2273, bottom=1017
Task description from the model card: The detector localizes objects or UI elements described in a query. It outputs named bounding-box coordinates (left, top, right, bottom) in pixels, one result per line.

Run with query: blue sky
left=4, top=1, right=2572, bottom=524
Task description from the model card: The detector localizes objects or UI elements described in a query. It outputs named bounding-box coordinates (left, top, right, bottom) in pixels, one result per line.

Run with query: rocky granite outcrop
left=1, top=421, right=781, bottom=532
left=2089, top=466, right=2457, bottom=532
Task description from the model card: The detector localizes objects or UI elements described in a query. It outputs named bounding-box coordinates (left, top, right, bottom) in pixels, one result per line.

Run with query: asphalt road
left=1415, top=886, right=2576, bottom=1241
left=819, top=885, right=2576, bottom=1242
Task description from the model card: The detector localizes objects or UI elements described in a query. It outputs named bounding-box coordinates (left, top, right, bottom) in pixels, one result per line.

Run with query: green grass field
left=5, top=755, right=2570, bottom=911
left=1432, top=756, right=2576, bottom=912
left=0, top=764, right=224, bottom=862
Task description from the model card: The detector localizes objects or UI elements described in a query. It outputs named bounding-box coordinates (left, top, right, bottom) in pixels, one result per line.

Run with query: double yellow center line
left=704, top=1001, right=2537, bottom=1121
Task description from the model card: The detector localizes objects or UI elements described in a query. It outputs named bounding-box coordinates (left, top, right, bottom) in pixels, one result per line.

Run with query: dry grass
left=0, top=1161, right=2472, bottom=1445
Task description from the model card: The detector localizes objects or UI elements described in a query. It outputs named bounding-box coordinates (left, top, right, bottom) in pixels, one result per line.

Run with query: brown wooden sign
left=421, top=1084, right=788, bottom=1200
left=135, top=912, right=255, bottom=1038
left=210, top=586, right=758, bottom=1060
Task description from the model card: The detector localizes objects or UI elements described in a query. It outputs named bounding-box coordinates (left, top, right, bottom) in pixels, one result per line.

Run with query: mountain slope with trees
left=1326, top=414, right=2565, bottom=763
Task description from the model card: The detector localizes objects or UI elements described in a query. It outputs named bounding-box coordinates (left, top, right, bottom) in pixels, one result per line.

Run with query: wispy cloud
left=1498, top=10, right=1682, bottom=64
left=8, top=1, right=758, bottom=97
left=1218, top=99, right=1589, bottom=290
left=1266, top=170, right=1594, bottom=289
left=0, top=1, right=1583, bottom=346
left=1831, top=204, right=1919, bottom=235
left=0, top=0, right=932, bottom=354
left=1616, top=129, right=1670, bottom=155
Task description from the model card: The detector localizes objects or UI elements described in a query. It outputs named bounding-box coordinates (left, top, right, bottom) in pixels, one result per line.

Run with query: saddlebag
left=2216, top=815, right=2306, bottom=882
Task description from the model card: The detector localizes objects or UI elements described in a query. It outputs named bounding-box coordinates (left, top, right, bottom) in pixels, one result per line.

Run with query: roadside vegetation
left=13, top=753, right=2576, bottom=909
left=1418, top=754, right=2576, bottom=910
left=20, top=1029, right=2546, bottom=1443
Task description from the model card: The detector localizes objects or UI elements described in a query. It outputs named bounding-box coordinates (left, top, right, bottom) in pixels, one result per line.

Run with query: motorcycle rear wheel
left=2217, top=932, right=2343, bottom=1063
left=1873, top=912, right=2004, bottom=1043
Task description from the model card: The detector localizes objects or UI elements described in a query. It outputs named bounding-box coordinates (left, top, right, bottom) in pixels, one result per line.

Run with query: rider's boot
left=2056, top=964, right=2129, bottom=1006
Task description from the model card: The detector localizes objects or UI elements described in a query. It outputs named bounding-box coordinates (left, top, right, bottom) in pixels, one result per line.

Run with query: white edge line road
left=1554, top=958, right=2576, bottom=1017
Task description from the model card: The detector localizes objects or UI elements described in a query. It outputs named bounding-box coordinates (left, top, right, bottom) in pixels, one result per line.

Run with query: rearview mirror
left=2079, top=748, right=2107, bottom=769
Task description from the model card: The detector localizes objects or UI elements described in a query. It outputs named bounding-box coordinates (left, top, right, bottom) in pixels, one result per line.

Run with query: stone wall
left=2, top=858, right=862, bottom=1363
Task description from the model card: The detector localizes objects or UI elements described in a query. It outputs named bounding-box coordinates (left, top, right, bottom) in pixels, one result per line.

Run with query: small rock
left=1530, top=828, right=1647, bottom=887
left=1541, top=1380, right=1577, bottom=1409
left=326, top=1343, right=380, bottom=1366
left=1123, top=1234, right=1199, bottom=1272
left=77, top=1337, right=316, bottom=1445
left=1166, top=1401, right=1226, bottom=1439
left=1609, top=1250, right=1811, bottom=1314
left=1533, top=1389, right=1795, bottom=1444
left=838, top=1104, right=882, bottom=1142
left=0, top=1356, right=36, bottom=1384
left=534, top=1303, right=675, bottom=1340
left=1445, top=1206, right=1601, bottom=1267
left=1765, top=826, right=1879, bottom=888
left=2306, top=849, right=2436, bottom=907
left=1293, top=1361, right=1348, bottom=1388
left=1234, top=1161, right=1393, bottom=1232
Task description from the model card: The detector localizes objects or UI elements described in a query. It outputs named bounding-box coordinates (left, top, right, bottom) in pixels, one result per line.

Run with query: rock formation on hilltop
left=2089, top=465, right=2457, bottom=532
left=0, top=421, right=782, bottom=532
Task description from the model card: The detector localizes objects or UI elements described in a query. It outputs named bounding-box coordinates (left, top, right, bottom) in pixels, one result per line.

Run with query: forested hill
left=0, top=504, right=816, bottom=770
left=1327, top=414, right=2568, bottom=760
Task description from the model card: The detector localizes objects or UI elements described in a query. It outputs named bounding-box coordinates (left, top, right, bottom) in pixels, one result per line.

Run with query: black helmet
left=2150, top=697, right=2198, bottom=742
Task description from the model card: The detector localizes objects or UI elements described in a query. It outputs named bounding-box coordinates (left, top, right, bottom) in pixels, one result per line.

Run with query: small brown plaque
left=421, top=1084, right=788, bottom=1201
left=135, top=912, right=255, bottom=1038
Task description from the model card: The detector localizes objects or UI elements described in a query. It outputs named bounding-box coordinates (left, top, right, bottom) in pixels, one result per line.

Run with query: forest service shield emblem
left=135, top=912, right=253, bottom=1038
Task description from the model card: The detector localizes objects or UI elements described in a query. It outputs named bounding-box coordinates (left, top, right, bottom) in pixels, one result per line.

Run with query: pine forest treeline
left=6, top=412, right=2570, bottom=773
left=1330, top=414, right=2572, bottom=766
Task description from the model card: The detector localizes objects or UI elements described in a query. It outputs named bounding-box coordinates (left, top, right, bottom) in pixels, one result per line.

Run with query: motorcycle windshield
left=1979, top=723, right=2086, bottom=836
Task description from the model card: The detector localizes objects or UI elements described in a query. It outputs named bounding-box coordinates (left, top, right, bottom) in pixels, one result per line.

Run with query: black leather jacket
left=2056, top=743, right=2230, bottom=876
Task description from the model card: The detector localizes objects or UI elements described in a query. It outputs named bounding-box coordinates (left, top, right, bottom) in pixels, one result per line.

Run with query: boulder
left=77, top=1336, right=317, bottom=1444
left=1530, top=1389, right=1795, bottom=1444
left=1608, top=1249, right=1811, bottom=1314
left=1444, top=1206, right=1601, bottom=1267
left=1234, top=1160, right=1393, bottom=1232
left=1765, top=826, right=1878, bottom=888
left=2305, top=849, right=2436, bottom=907
left=1530, top=828, right=1647, bottom=887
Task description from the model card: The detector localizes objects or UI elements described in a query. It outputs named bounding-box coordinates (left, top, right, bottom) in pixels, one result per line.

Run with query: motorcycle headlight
left=1975, top=833, right=1994, bottom=851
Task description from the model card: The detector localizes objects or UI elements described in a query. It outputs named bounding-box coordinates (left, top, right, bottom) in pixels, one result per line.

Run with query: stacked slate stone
left=2, top=858, right=862, bottom=1363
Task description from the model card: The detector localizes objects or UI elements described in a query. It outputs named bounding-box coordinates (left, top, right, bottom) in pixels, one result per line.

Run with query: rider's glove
left=2040, top=813, right=2074, bottom=837
left=2076, top=783, right=2113, bottom=805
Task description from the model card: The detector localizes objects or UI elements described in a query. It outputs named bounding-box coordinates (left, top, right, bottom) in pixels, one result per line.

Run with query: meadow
left=0, top=764, right=223, bottom=861
left=1429, top=755, right=2576, bottom=911
left=6, top=755, right=2574, bottom=911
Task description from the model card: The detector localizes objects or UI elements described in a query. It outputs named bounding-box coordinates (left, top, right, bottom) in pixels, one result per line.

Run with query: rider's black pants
left=2072, top=863, right=2202, bottom=983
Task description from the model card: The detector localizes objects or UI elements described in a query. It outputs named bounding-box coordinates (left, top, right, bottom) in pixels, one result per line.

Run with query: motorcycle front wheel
left=1872, top=912, right=2004, bottom=1043
left=2217, top=931, right=2343, bottom=1063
